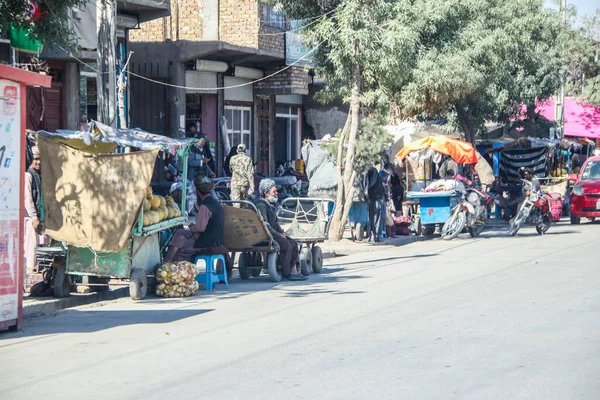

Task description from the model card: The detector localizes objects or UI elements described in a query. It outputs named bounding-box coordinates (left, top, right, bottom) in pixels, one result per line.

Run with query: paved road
left=1, top=221, right=599, bottom=399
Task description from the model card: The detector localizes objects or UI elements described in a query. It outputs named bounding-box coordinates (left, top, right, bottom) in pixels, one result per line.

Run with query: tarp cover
left=301, top=141, right=338, bottom=198
left=499, top=147, right=548, bottom=183
left=396, top=136, right=478, bottom=164
left=39, top=137, right=159, bottom=252
left=223, top=206, right=270, bottom=251
left=37, top=121, right=195, bottom=152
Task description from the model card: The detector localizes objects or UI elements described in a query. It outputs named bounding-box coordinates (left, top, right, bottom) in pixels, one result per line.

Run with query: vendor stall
left=36, top=121, right=195, bottom=300
left=396, top=136, right=479, bottom=235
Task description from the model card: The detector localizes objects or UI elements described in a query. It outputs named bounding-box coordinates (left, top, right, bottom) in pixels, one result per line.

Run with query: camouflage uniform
left=229, top=151, right=254, bottom=204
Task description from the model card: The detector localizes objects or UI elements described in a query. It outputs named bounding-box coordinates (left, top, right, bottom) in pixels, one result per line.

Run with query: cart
left=277, top=197, right=335, bottom=275
left=220, top=200, right=282, bottom=282
left=406, top=191, right=461, bottom=235
left=37, top=122, right=195, bottom=300
left=347, top=200, right=370, bottom=241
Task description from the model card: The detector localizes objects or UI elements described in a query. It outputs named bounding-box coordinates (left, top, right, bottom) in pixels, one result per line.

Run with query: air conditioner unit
left=195, top=60, right=229, bottom=73
left=117, top=14, right=139, bottom=29
left=234, top=66, right=264, bottom=80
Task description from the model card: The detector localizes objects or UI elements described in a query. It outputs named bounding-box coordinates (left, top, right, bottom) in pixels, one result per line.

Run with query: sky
left=545, top=0, right=599, bottom=25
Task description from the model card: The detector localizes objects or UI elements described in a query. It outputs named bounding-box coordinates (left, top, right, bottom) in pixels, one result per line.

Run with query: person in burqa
left=223, top=146, right=238, bottom=177
left=364, top=163, right=387, bottom=243
left=24, top=146, right=46, bottom=273
left=255, top=179, right=307, bottom=280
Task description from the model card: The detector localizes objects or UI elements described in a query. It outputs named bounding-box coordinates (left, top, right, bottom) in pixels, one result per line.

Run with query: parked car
left=569, top=156, right=600, bottom=224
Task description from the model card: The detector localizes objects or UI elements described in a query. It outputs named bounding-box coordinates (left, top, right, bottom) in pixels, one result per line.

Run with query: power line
left=258, top=8, right=337, bottom=36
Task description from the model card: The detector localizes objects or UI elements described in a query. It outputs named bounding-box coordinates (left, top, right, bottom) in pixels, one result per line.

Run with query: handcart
left=220, top=200, right=283, bottom=282
left=406, top=191, right=462, bottom=236
left=37, top=121, right=195, bottom=300
left=277, top=197, right=336, bottom=274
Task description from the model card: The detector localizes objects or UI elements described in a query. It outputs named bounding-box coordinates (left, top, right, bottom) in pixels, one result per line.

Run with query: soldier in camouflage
left=229, top=143, right=255, bottom=204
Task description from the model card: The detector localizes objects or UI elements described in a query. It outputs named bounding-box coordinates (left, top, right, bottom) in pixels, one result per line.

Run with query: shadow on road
left=482, top=229, right=579, bottom=239
left=1, top=309, right=213, bottom=339
left=327, top=254, right=437, bottom=267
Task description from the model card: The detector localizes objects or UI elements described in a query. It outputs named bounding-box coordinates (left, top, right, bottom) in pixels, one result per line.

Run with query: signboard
left=0, top=79, right=21, bottom=324
left=285, top=26, right=313, bottom=67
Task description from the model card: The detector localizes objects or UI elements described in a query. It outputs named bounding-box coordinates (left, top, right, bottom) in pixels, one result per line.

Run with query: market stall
left=36, top=121, right=195, bottom=300
left=395, top=136, right=479, bottom=235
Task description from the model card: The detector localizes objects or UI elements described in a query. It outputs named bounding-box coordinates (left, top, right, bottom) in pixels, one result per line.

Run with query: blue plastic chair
left=194, top=254, right=229, bottom=290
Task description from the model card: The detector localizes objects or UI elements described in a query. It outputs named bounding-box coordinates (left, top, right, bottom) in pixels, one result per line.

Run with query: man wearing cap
left=24, top=146, right=45, bottom=273
left=229, top=143, right=255, bottom=205
left=255, top=179, right=307, bottom=281
left=165, top=176, right=224, bottom=262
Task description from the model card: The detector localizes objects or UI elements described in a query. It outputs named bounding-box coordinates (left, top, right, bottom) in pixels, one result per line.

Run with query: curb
left=322, top=235, right=421, bottom=259
left=23, top=287, right=130, bottom=318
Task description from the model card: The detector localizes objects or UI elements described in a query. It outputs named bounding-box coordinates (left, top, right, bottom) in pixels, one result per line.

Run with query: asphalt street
left=1, top=221, right=599, bottom=400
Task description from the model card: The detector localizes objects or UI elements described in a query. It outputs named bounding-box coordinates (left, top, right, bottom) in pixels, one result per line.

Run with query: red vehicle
left=569, top=156, right=600, bottom=224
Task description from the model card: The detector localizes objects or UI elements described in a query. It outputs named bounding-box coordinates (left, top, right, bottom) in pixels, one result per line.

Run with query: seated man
left=165, top=176, right=224, bottom=262
left=169, top=181, right=196, bottom=216
left=424, top=169, right=466, bottom=193
left=255, top=179, right=307, bottom=281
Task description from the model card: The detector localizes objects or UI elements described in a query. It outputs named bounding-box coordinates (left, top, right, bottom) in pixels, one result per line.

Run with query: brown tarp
left=38, top=137, right=158, bottom=252
left=223, top=206, right=270, bottom=251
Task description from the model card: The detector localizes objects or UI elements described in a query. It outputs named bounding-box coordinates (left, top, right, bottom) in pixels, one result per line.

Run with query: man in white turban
left=24, top=146, right=46, bottom=274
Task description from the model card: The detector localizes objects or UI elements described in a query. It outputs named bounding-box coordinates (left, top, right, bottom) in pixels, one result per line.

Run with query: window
left=225, top=106, right=252, bottom=156
left=262, top=5, right=286, bottom=29
left=275, top=106, right=300, bottom=163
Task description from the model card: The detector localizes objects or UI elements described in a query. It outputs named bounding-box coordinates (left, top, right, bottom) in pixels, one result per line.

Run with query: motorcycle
left=508, top=179, right=553, bottom=236
left=441, top=188, right=491, bottom=240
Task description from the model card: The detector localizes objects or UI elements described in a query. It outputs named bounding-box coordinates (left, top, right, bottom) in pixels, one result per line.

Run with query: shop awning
left=395, top=136, right=478, bottom=164
left=537, top=97, right=600, bottom=139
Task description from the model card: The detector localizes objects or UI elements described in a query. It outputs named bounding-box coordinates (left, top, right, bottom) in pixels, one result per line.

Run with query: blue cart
left=348, top=201, right=370, bottom=241
left=406, top=191, right=461, bottom=236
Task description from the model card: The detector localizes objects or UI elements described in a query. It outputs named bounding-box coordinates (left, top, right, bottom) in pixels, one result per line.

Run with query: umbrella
left=395, top=136, right=478, bottom=164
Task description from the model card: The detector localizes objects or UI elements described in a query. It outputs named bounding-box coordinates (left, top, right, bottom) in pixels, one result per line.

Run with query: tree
left=394, top=0, right=567, bottom=143
left=0, top=0, right=87, bottom=51
left=566, top=9, right=600, bottom=105
left=272, top=0, right=417, bottom=241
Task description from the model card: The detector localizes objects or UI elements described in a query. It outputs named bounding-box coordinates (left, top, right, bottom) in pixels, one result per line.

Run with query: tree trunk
left=525, top=104, right=537, bottom=137
left=329, top=60, right=362, bottom=241
left=454, top=103, right=476, bottom=145
left=330, top=111, right=351, bottom=234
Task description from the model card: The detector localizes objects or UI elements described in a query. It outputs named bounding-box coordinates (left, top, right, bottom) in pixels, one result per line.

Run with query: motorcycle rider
left=521, top=167, right=541, bottom=192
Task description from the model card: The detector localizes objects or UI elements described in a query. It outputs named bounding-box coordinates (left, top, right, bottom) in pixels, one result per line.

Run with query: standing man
left=255, top=179, right=307, bottom=281
left=229, top=144, right=255, bottom=204
left=24, top=146, right=45, bottom=273
left=364, top=164, right=386, bottom=244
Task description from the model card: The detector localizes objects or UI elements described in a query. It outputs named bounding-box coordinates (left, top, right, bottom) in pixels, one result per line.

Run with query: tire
left=508, top=211, right=525, bottom=237
left=238, top=252, right=251, bottom=280
left=414, top=216, right=423, bottom=237
left=468, top=223, right=485, bottom=238
left=441, top=211, right=466, bottom=240
left=215, top=189, right=230, bottom=201
left=130, top=268, right=148, bottom=300
left=311, top=246, right=323, bottom=273
left=570, top=216, right=580, bottom=225
left=587, top=217, right=595, bottom=223
left=267, top=252, right=282, bottom=282
left=299, top=247, right=313, bottom=276
left=536, top=219, right=551, bottom=235
left=53, top=267, right=71, bottom=298
left=355, top=223, right=364, bottom=241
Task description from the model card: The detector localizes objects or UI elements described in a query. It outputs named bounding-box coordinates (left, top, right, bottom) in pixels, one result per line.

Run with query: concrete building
left=5, top=0, right=170, bottom=132
left=128, top=1, right=312, bottom=175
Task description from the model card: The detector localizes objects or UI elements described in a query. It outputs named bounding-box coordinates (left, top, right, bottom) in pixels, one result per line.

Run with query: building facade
left=128, top=1, right=313, bottom=175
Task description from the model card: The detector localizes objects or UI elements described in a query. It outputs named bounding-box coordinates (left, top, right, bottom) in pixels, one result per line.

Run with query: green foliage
left=567, top=9, right=600, bottom=105
left=0, top=0, right=87, bottom=51
left=324, top=115, right=393, bottom=175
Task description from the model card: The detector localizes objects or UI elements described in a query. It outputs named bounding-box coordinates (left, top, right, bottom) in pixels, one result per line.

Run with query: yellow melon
left=146, top=211, right=160, bottom=225
left=159, top=196, right=166, bottom=208
left=165, top=196, right=174, bottom=207
left=143, top=198, right=151, bottom=212
left=150, top=196, right=161, bottom=210
left=146, top=187, right=153, bottom=200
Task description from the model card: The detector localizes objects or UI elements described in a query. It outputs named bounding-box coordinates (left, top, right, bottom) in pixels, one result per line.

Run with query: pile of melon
left=142, top=187, right=182, bottom=227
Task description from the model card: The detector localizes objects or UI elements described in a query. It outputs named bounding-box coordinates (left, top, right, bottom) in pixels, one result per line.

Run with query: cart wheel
left=355, top=223, right=364, bottom=241
left=53, top=267, right=71, bottom=298
left=267, top=252, right=282, bottom=282
left=130, top=268, right=148, bottom=300
left=414, top=216, right=423, bottom=236
left=311, top=246, right=323, bottom=273
left=299, top=247, right=313, bottom=276
left=238, top=252, right=251, bottom=280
